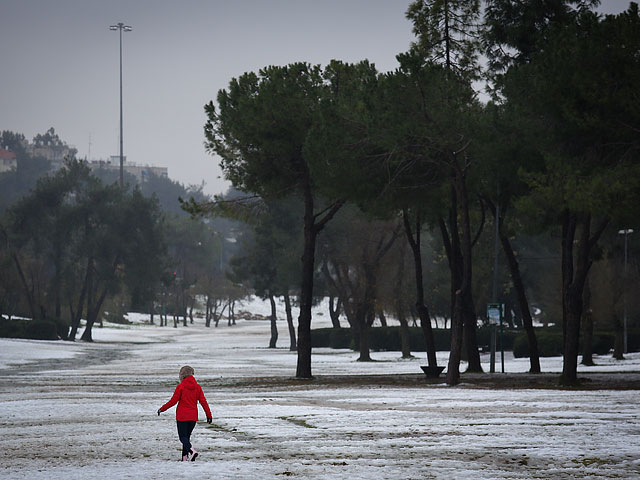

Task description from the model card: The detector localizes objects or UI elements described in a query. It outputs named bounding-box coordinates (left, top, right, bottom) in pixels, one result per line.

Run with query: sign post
left=487, top=303, right=503, bottom=373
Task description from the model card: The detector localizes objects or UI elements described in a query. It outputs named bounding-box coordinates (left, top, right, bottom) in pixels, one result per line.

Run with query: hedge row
left=311, top=326, right=638, bottom=357
left=0, top=318, right=64, bottom=340
left=311, top=326, right=519, bottom=352
left=511, top=330, right=639, bottom=358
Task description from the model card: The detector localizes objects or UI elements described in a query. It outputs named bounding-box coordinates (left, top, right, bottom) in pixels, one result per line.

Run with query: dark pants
left=176, top=420, right=196, bottom=456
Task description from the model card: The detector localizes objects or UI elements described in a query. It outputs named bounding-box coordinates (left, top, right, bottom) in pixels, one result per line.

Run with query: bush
left=0, top=317, right=27, bottom=338
left=25, top=320, right=58, bottom=340
left=513, top=329, right=615, bottom=358
left=313, top=325, right=622, bottom=356
left=591, top=333, right=615, bottom=355
left=513, top=330, right=563, bottom=358
left=103, top=311, right=130, bottom=324
left=475, top=327, right=519, bottom=351
left=0, top=317, right=59, bottom=340
left=312, top=326, right=453, bottom=352
left=311, top=327, right=352, bottom=349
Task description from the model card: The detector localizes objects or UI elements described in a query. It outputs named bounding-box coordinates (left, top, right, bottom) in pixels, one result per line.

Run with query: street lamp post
left=618, top=228, right=634, bottom=354
left=109, top=22, right=132, bottom=188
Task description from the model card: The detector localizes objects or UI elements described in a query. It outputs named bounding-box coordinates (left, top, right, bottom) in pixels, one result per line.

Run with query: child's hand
left=207, top=417, right=212, bottom=424
left=157, top=409, right=162, bottom=416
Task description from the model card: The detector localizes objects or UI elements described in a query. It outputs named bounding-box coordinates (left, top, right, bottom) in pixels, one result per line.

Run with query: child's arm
left=198, top=386, right=212, bottom=422
left=158, top=384, right=182, bottom=413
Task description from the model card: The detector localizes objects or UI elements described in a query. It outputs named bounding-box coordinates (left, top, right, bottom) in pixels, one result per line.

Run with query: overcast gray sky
left=0, top=0, right=632, bottom=196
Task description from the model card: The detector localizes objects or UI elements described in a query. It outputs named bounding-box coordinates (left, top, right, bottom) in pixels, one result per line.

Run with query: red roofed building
left=0, top=148, right=17, bottom=173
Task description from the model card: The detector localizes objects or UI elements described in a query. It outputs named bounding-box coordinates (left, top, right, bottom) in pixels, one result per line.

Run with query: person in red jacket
left=158, top=365, right=212, bottom=461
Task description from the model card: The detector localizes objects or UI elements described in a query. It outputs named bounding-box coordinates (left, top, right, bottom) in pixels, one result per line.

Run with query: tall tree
left=205, top=64, right=344, bottom=378
left=501, top=4, right=640, bottom=384
left=475, top=103, right=543, bottom=373
left=229, top=196, right=302, bottom=350
left=320, top=207, right=401, bottom=361
left=403, top=0, right=484, bottom=385
left=482, top=0, right=607, bottom=374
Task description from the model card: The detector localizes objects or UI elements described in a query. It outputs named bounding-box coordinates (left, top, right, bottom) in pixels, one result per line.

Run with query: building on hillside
left=88, top=156, right=168, bottom=183
left=0, top=148, right=17, bottom=173
left=27, top=144, right=77, bottom=170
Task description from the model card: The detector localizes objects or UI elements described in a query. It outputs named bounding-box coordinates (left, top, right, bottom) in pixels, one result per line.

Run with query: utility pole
left=109, top=22, right=132, bottom=187
left=618, top=229, right=634, bottom=354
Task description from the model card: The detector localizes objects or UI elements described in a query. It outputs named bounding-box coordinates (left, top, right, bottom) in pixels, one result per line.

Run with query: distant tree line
left=0, top=130, right=246, bottom=341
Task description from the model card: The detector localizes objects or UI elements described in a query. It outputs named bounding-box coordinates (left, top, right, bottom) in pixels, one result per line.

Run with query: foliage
left=205, top=63, right=324, bottom=197
left=406, top=0, right=482, bottom=81
left=2, top=159, right=166, bottom=340
left=513, top=329, right=615, bottom=358
left=0, top=318, right=59, bottom=340
left=483, top=0, right=601, bottom=73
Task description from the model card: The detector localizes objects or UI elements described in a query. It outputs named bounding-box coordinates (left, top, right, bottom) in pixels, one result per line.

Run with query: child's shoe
left=182, top=453, right=190, bottom=462
left=190, top=447, right=198, bottom=461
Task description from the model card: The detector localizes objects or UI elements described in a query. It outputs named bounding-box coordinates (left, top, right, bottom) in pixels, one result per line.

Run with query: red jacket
left=160, top=376, right=212, bottom=421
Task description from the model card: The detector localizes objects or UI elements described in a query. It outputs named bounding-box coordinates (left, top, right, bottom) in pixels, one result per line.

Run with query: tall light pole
left=618, top=228, right=634, bottom=354
left=109, top=22, right=132, bottom=188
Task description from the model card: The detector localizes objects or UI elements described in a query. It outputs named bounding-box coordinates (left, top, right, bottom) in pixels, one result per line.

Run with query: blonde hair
left=179, top=365, right=194, bottom=381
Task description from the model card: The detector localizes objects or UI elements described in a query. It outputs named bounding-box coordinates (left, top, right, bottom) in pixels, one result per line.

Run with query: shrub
left=513, top=329, right=615, bottom=358
left=513, top=330, right=564, bottom=358
left=0, top=318, right=59, bottom=340
left=103, top=311, right=130, bottom=324
left=25, top=320, right=58, bottom=340
left=311, top=326, right=453, bottom=352
left=0, top=317, right=28, bottom=338
left=475, top=327, right=518, bottom=351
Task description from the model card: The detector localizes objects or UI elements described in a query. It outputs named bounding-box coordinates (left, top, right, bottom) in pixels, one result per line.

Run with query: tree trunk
left=463, top=287, right=482, bottom=372
left=562, top=284, right=583, bottom=385
left=393, top=240, right=412, bottom=359
left=296, top=169, right=344, bottom=377
left=268, top=293, right=278, bottom=348
left=81, top=287, right=108, bottom=342
left=329, top=296, right=342, bottom=328
left=403, top=209, right=437, bottom=368
left=497, top=219, right=541, bottom=373
left=354, top=264, right=377, bottom=362
left=214, top=300, right=227, bottom=328
left=560, top=214, right=608, bottom=385
left=581, top=278, right=595, bottom=366
left=68, top=257, right=92, bottom=340
left=205, top=296, right=212, bottom=327
left=447, top=292, right=465, bottom=386
left=284, top=293, right=297, bottom=351
left=53, top=246, right=62, bottom=322
left=446, top=160, right=481, bottom=384
left=397, top=305, right=412, bottom=359
left=296, top=181, right=317, bottom=377
left=12, top=254, right=38, bottom=322
left=613, top=314, right=625, bottom=360
left=228, top=299, right=236, bottom=326
left=440, top=202, right=463, bottom=385
left=377, top=308, right=387, bottom=327
left=355, top=307, right=373, bottom=362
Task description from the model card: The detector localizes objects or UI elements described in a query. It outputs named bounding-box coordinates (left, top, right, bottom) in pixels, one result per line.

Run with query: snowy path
left=0, top=311, right=639, bottom=479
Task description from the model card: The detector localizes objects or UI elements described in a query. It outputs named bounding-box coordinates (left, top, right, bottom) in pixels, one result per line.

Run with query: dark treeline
left=0, top=129, right=247, bottom=342
left=193, top=0, right=640, bottom=385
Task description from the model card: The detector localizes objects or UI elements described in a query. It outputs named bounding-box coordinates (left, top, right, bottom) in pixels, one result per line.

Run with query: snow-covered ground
left=0, top=297, right=639, bottom=479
